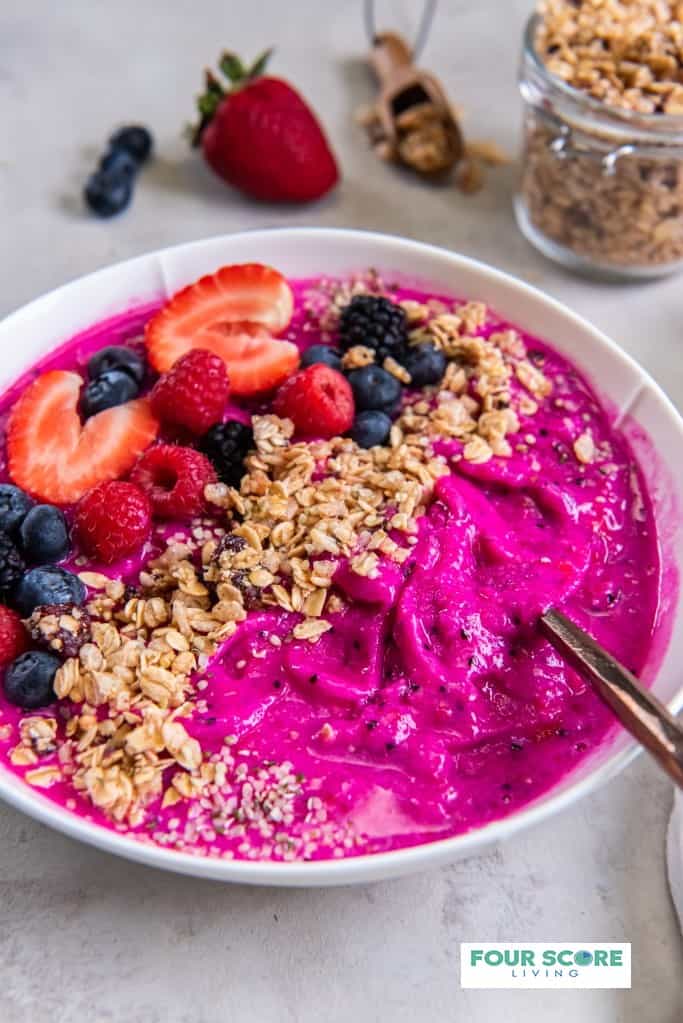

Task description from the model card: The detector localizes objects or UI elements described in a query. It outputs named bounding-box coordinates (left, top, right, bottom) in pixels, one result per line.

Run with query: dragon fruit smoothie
left=0, top=268, right=664, bottom=862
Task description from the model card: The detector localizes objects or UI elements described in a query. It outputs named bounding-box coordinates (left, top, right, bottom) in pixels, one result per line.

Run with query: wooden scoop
left=368, top=31, right=463, bottom=177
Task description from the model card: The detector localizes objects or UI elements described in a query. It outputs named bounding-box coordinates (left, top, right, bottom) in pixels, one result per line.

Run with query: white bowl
left=0, top=228, right=681, bottom=886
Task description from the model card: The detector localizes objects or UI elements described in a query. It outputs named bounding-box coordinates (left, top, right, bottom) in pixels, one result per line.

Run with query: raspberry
left=0, top=605, right=28, bottom=665
left=338, top=295, right=408, bottom=362
left=150, top=349, right=229, bottom=435
left=74, top=481, right=152, bottom=564
left=273, top=365, right=354, bottom=438
left=129, top=445, right=216, bottom=520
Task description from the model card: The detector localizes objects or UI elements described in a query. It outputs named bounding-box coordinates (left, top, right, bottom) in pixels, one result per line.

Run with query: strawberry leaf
left=247, top=48, right=273, bottom=80
left=219, top=52, right=246, bottom=82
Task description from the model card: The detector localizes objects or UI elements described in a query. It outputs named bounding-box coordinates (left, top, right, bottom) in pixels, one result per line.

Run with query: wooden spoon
left=368, top=31, right=463, bottom=177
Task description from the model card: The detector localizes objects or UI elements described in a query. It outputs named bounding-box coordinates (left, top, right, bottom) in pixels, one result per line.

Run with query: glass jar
left=515, top=14, right=683, bottom=280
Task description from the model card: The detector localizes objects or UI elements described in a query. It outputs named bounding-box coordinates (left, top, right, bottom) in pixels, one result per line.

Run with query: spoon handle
left=540, top=608, right=683, bottom=789
left=370, top=31, right=415, bottom=88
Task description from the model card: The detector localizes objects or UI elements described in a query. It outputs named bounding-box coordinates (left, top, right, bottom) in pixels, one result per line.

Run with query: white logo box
left=460, top=942, right=631, bottom=989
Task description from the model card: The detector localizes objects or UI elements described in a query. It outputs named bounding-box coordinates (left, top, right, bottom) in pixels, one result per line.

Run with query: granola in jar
left=516, top=2, right=683, bottom=277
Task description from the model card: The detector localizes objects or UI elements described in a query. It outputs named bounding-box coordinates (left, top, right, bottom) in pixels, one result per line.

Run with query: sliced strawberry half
left=193, top=321, right=300, bottom=396
left=8, top=371, right=159, bottom=505
left=145, top=263, right=297, bottom=392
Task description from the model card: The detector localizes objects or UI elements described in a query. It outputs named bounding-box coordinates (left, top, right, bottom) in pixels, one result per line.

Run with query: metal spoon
left=540, top=608, right=683, bottom=788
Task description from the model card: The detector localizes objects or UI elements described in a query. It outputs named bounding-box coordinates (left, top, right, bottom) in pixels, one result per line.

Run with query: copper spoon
left=540, top=608, right=683, bottom=788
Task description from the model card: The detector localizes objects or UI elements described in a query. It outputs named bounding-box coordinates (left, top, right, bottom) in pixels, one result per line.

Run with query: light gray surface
left=1, top=1, right=682, bottom=1020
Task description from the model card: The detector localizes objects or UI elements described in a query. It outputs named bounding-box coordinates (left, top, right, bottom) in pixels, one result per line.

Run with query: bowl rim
left=1, top=226, right=681, bottom=886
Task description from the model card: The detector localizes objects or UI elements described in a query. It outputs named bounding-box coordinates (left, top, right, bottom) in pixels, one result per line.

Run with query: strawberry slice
left=190, top=321, right=300, bottom=396
left=8, top=371, right=159, bottom=505
left=145, top=263, right=297, bottom=391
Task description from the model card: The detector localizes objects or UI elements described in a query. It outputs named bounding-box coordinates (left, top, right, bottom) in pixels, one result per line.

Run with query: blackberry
left=338, top=295, right=408, bottom=362
left=0, top=532, right=25, bottom=601
left=0, top=484, right=33, bottom=535
left=198, top=421, right=254, bottom=488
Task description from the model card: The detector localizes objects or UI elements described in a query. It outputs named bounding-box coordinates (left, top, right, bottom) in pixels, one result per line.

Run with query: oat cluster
left=537, top=0, right=683, bottom=114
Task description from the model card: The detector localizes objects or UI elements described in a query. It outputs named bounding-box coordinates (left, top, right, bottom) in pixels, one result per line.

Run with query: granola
left=522, top=1, right=683, bottom=271
left=537, top=1, right=683, bottom=114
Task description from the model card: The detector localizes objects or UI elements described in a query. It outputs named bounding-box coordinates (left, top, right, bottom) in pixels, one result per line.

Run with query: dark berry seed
left=0, top=484, right=33, bottom=535
left=13, top=566, right=86, bottom=617
left=401, top=342, right=447, bottom=387
left=87, top=345, right=146, bottom=385
left=81, top=368, right=139, bottom=418
left=20, top=505, right=70, bottom=564
left=84, top=170, right=133, bottom=218
left=350, top=410, right=392, bottom=448
left=0, top=532, right=25, bottom=601
left=198, top=420, right=254, bottom=488
left=109, top=125, right=153, bottom=165
left=99, top=147, right=138, bottom=178
left=3, top=650, right=61, bottom=709
left=347, top=365, right=402, bottom=416
left=339, top=295, right=407, bottom=363
left=300, top=345, right=343, bottom=371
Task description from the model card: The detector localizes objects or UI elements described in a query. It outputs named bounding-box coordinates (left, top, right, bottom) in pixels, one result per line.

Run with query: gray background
left=1, top=1, right=681, bottom=1020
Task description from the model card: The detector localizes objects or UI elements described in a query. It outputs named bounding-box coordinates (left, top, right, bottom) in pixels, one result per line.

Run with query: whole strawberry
left=191, top=51, right=339, bottom=203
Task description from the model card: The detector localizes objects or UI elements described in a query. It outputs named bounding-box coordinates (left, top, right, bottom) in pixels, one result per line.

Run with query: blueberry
left=347, top=365, right=403, bottom=416
left=109, top=125, right=153, bottom=165
left=350, top=410, right=392, bottom=448
left=0, top=484, right=33, bottom=535
left=20, top=505, right=70, bottom=564
left=401, top=342, right=447, bottom=387
left=87, top=345, right=146, bottom=385
left=0, top=532, right=25, bottom=600
left=300, top=345, right=343, bottom=371
left=99, top=147, right=138, bottom=178
left=84, top=170, right=133, bottom=218
left=3, top=650, right=61, bottom=709
left=81, top=368, right=139, bottom=417
left=13, top=566, right=86, bottom=617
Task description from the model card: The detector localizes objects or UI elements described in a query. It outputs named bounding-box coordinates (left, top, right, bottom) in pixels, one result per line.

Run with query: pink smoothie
left=0, top=275, right=665, bottom=862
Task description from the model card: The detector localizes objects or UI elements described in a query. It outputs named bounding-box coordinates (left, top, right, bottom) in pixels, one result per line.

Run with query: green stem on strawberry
left=190, top=49, right=273, bottom=147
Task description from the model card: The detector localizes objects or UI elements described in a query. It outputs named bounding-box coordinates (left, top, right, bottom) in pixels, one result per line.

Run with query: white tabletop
left=1, top=1, right=682, bottom=1020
